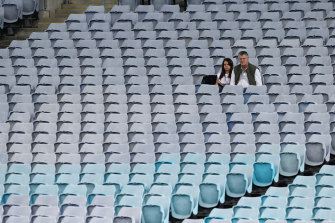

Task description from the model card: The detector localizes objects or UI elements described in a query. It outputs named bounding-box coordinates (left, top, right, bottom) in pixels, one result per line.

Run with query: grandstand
left=0, top=0, right=335, bottom=222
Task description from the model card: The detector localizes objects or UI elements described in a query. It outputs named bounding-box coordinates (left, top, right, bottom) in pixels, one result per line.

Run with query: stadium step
left=0, top=0, right=117, bottom=49
left=61, top=3, right=116, bottom=11
left=55, top=8, right=87, bottom=14
left=68, top=0, right=117, bottom=3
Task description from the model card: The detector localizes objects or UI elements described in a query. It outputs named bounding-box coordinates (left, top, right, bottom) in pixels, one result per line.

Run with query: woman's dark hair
left=219, top=58, right=234, bottom=80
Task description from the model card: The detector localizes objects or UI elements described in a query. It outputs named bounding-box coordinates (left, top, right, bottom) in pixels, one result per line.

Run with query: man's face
left=239, top=54, right=249, bottom=67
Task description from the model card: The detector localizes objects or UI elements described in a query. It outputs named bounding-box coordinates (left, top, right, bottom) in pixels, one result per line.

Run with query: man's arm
left=230, top=70, right=236, bottom=85
left=255, top=69, right=262, bottom=86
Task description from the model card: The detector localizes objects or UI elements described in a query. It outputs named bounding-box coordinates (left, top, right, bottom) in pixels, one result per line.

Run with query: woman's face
left=223, top=61, right=231, bottom=73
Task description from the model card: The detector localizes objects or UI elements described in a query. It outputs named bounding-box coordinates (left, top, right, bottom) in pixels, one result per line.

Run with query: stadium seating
left=0, top=0, right=335, bottom=222
left=0, top=0, right=39, bottom=35
left=203, top=165, right=335, bottom=223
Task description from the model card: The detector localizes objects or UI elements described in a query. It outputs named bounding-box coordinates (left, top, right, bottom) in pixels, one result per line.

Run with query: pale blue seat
left=148, top=183, right=172, bottom=197
left=142, top=194, right=170, bottom=223
left=120, top=184, right=145, bottom=197
left=253, top=154, right=279, bottom=187
left=129, top=173, right=153, bottom=191
left=204, top=162, right=229, bottom=175
left=114, top=194, right=142, bottom=215
left=280, top=145, right=306, bottom=177
left=265, top=187, right=289, bottom=197
left=87, top=185, right=116, bottom=205
left=312, top=207, right=335, bottom=221
left=204, top=208, right=233, bottom=223
left=236, top=197, right=261, bottom=209
left=171, top=183, right=200, bottom=219
left=287, top=197, right=314, bottom=209
left=286, top=207, right=313, bottom=222
left=59, top=185, right=87, bottom=204
left=232, top=207, right=259, bottom=223
left=226, top=164, right=253, bottom=198
left=261, top=196, right=287, bottom=208
left=258, top=207, right=286, bottom=223
left=289, top=187, right=315, bottom=197
left=155, top=162, right=180, bottom=174
left=199, top=173, right=226, bottom=208
left=104, top=173, right=129, bottom=193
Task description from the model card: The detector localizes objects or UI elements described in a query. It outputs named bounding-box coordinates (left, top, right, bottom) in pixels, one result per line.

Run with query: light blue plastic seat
left=154, top=172, right=178, bottom=188
left=182, top=153, right=206, bottom=164
left=7, top=164, right=31, bottom=174
left=204, top=162, right=229, bottom=175
left=289, top=187, right=315, bottom=198
left=104, top=173, right=129, bottom=193
left=31, top=164, right=55, bottom=174
left=129, top=173, right=153, bottom=192
left=258, top=207, right=286, bottom=223
left=180, top=162, right=205, bottom=175
left=178, top=172, right=202, bottom=186
left=131, top=163, right=155, bottom=174
left=30, top=173, right=54, bottom=185
left=59, top=185, right=87, bottom=205
left=114, top=194, right=142, bottom=215
left=315, top=187, right=335, bottom=197
left=232, top=207, right=259, bottom=223
left=226, top=164, right=253, bottom=198
left=206, top=153, right=230, bottom=164
left=148, top=183, right=172, bottom=197
left=80, top=173, right=104, bottom=185
left=287, top=197, right=314, bottom=209
left=257, top=144, right=281, bottom=154
left=106, top=163, right=130, bottom=174
left=286, top=207, right=313, bottom=222
left=57, top=164, right=81, bottom=174
left=265, top=187, right=289, bottom=197
left=312, top=207, right=335, bottom=221
left=261, top=196, right=287, bottom=208
left=280, top=145, right=306, bottom=177
left=230, top=154, right=255, bottom=165
left=253, top=154, right=279, bottom=187
left=236, top=197, right=261, bottom=209
left=315, top=197, right=335, bottom=209
left=199, top=173, right=226, bottom=208
left=171, top=183, right=200, bottom=219
left=2, top=186, right=30, bottom=204
left=204, top=208, right=233, bottom=223
left=120, top=184, right=145, bottom=197
left=5, top=173, right=29, bottom=185
left=142, top=194, right=170, bottom=223
left=87, top=184, right=116, bottom=205
left=155, top=162, right=180, bottom=174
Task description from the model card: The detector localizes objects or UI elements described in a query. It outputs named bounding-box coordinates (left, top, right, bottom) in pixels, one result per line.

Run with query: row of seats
left=2, top=45, right=335, bottom=68
left=202, top=165, right=335, bottom=223
left=0, top=146, right=305, bottom=222
left=120, top=0, right=335, bottom=12
left=68, top=11, right=335, bottom=32
left=0, top=0, right=39, bottom=36
left=0, top=203, right=140, bottom=223
left=0, top=73, right=334, bottom=90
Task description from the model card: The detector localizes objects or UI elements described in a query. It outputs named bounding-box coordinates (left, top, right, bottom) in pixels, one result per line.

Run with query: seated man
left=230, top=51, right=262, bottom=87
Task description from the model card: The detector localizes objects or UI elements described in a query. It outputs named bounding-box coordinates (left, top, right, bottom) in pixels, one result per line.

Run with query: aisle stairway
left=0, top=0, right=117, bottom=49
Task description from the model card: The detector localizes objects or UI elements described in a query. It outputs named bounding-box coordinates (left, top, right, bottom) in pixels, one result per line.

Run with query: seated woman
left=216, top=58, right=233, bottom=88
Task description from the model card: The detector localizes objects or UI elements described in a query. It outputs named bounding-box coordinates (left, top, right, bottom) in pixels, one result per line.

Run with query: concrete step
left=62, top=3, right=115, bottom=9
left=37, top=22, right=58, bottom=29
left=55, top=8, right=87, bottom=14
left=69, top=0, right=117, bottom=4
left=39, top=17, right=67, bottom=23
left=52, top=13, right=74, bottom=18
left=21, top=27, right=46, bottom=33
